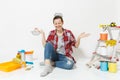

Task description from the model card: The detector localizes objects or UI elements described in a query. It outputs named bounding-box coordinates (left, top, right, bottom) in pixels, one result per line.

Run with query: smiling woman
left=33, top=13, right=90, bottom=77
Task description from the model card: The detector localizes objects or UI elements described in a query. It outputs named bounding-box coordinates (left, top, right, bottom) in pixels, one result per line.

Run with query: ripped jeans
left=44, top=42, right=74, bottom=70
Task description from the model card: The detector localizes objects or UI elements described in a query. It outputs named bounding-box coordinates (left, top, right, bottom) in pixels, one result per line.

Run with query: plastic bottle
left=16, top=52, right=21, bottom=59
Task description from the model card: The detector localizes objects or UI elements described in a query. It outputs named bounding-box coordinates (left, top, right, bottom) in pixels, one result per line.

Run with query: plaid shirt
left=46, top=28, right=76, bottom=63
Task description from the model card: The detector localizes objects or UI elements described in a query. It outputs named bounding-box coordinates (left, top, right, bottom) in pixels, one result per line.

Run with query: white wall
left=117, top=0, right=120, bottom=21
left=0, top=0, right=119, bottom=62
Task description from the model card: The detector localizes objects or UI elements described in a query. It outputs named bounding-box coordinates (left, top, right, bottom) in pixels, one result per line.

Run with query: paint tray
left=0, top=61, right=21, bottom=72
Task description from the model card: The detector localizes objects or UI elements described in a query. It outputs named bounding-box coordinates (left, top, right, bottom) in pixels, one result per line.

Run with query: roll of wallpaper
left=100, top=46, right=107, bottom=56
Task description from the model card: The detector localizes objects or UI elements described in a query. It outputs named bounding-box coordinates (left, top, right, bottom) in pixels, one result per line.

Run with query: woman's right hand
left=34, top=28, right=46, bottom=46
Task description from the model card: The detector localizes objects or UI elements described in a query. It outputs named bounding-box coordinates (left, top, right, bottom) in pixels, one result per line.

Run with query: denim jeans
left=44, top=42, right=74, bottom=70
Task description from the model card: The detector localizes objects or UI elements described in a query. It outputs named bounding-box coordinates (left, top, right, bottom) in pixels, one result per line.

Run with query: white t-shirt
left=56, top=35, right=65, bottom=55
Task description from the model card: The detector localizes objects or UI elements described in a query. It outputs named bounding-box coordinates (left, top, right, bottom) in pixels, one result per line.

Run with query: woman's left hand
left=78, top=32, right=90, bottom=39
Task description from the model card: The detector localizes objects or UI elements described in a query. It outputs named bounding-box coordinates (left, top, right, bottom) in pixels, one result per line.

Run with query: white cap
left=54, top=13, right=63, bottom=17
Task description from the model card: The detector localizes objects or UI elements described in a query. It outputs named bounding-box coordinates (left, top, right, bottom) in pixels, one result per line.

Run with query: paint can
left=108, top=61, right=117, bottom=73
left=100, top=61, right=108, bottom=71
left=25, top=50, right=34, bottom=65
left=100, top=32, right=108, bottom=41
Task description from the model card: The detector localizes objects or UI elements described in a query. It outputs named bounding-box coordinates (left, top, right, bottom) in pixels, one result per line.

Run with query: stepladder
left=86, top=26, right=120, bottom=68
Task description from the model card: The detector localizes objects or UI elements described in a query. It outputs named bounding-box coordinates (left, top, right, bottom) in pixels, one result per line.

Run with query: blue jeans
left=44, top=42, right=74, bottom=70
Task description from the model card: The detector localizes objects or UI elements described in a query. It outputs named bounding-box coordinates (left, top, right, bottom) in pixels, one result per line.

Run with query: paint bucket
left=100, top=32, right=108, bottom=41
left=108, top=61, right=117, bottom=73
left=25, top=50, right=34, bottom=65
left=100, top=61, right=108, bottom=71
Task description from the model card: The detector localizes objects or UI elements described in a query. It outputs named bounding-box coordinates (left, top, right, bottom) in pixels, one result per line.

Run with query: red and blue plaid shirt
left=46, top=28, right=76, bottom=63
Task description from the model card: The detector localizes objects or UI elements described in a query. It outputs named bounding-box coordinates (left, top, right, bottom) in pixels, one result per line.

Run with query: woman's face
left=53, top=18, right=63, bottom=31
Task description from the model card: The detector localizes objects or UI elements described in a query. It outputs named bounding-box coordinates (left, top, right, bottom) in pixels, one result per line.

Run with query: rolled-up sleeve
left=46, top=32, right=52, bottom=42
left=70, top=31, right=76, bottom=47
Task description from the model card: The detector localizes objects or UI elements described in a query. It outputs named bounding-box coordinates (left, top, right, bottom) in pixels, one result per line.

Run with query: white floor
left=0, top=57, right=120, bottom=80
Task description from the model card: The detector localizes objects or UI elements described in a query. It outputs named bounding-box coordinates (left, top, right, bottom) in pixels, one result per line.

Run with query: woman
left=34, top=14, right=90, bottom=77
